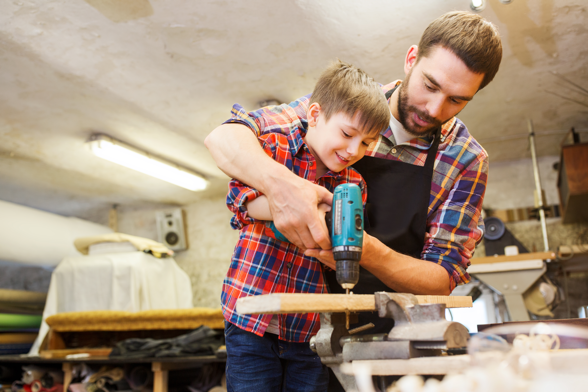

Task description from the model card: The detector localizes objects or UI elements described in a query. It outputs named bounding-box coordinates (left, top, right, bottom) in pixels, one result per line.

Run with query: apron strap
left=425, top=128, right=441, bottom=169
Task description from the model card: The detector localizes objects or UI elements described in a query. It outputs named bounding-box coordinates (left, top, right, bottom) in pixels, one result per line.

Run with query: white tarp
left=29, top=251, right=193, bottom=355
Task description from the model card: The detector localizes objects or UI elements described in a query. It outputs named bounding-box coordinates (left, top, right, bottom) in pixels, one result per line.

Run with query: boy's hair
left=417, top=11, right=502, bottom=90
left=310, top=60, right=390, bottom=136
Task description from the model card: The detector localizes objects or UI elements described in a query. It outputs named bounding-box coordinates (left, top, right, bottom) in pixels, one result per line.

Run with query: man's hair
left=417, top=11, right=502, bottom=90
left=310, top=60, right=390, bottom=136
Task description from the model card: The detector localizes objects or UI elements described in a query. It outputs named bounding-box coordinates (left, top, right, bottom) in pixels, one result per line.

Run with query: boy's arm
left=246, top=192, right=331, bottom=228
left=206, top=122, right=333, bottom=250
left=245, top=196, right=272, bottom=221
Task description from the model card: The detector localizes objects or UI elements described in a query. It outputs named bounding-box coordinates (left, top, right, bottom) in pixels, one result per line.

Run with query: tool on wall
left=483, top=216, right=529, bottom=256
left=528, top=119, right=550, bottom=252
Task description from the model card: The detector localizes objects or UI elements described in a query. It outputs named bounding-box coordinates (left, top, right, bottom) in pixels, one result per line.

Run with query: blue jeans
left=224, top=322, right=329, bottom=392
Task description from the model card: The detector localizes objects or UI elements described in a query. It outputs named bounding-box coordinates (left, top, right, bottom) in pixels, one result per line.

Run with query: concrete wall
left=117, top=197, right=238, bottom=308
left=483, top=155, right=560, bottom=210
left=478, top=154, right=588, bottom=257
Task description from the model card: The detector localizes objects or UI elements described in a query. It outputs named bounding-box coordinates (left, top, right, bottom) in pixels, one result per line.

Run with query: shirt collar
left=288, top=125, right=343, bottom=180
left=288, top=124, right=307, bottom=156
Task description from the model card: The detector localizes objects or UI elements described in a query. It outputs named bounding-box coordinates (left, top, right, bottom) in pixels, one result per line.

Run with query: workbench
left=468, top=251, right=555, bottom=321
left=340, top=349, right=588, bottom=376
left=0, top=354, right=225, bottom=392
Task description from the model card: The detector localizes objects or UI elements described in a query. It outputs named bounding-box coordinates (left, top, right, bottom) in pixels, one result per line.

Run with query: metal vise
left=309, top=292, right=470, bottom=390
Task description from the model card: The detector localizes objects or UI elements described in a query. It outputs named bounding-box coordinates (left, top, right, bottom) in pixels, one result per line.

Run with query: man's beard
left=397, top=74, right=443, bottom=137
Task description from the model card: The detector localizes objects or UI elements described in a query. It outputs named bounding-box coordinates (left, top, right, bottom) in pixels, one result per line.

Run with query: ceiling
left=1, top=0, right=587, bottom=221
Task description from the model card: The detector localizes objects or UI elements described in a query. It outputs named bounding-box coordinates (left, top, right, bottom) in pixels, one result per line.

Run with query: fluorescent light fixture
left=87, top=134, right=208, bottom=191
left=470, top=0, right=486, bottom=11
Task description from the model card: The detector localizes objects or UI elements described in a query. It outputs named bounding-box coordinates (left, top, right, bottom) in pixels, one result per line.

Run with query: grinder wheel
left=484, top=216, right=505, bottom=240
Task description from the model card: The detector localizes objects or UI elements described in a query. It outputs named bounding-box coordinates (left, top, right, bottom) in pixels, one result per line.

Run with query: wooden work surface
left=341, top=349, right=588, bottom=376
left=470, top=251, right=556, bottom=265
left=236, top=293, right=472, bottom=315
left=341, top=354, right=470, bottom=376
left=0, top=354, right=224, bottom=365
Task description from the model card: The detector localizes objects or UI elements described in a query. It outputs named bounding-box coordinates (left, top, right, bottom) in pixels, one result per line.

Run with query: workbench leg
left=152, top=363, right=169, bottom=392
left=62, top=363, right=73, bottom=392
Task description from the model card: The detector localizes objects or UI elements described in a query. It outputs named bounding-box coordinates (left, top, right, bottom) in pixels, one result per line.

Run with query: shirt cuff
left=229, top=187, right=262, bottom=229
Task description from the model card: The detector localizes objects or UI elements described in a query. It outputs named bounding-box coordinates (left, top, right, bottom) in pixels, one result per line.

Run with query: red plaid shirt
left=222, top=112, right=367, bottom=342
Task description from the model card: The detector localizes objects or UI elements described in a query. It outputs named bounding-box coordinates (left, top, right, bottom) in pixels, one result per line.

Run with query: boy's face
left=305, top=104, right=378, bottom=174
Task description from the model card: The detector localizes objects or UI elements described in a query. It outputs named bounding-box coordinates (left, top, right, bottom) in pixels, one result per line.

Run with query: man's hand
left=205, top=123, right=333, bottom=249
left=304, top=248, right=336, bottom=270
left=266, top=175, right=333, bottom=250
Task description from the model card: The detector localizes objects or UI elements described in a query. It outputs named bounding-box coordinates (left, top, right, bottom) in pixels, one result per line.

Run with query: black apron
left=324, top=88, right=441, bottom=334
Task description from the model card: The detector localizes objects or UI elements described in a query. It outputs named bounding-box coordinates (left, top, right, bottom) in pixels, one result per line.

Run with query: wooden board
left=236, top=293, right=472, bottom=315
left=40, top=348, right=112, bottom=359
left=559, top=245, right=588, bottom=256
left=470, top=251, right=556, bottom=265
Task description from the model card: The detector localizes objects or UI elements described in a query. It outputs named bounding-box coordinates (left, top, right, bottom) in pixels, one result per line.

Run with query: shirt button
left=392, top=148, right=397, bottom=154
left=287, top=263, right=293, bottom=269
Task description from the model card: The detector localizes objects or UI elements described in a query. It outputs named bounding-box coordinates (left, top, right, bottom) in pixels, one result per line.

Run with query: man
left=205, top=11, right=501, bottom=303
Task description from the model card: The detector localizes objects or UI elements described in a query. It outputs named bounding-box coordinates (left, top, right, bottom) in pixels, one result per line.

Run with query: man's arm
left=305, top=233, right=451, bottom=295
left=360, top=233, right=451, bottom=295
left=205, top=123, right=333, bottom=250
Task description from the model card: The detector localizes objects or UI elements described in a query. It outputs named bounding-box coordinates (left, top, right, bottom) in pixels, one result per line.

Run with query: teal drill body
left=330, top=183, right=363, bottom=290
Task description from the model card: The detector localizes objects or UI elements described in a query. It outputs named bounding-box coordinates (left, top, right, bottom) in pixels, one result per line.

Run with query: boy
left=221, top=60, right=390, bottom=392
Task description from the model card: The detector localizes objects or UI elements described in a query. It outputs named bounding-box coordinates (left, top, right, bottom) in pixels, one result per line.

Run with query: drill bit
left=345, top=289, right=350, bottom=330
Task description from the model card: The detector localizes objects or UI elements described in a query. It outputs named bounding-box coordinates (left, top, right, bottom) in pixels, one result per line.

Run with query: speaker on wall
left=156, top=209, right=188, bottom=251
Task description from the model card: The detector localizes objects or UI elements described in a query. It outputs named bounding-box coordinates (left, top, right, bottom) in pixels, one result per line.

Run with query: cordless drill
left=326, top=183, right=364, bottom=294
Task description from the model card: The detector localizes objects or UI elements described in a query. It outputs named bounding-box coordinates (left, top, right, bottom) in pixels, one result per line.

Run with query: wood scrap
left=236, top=293, right=472, bottom=315
left=470, top=251, right=556, bottom=265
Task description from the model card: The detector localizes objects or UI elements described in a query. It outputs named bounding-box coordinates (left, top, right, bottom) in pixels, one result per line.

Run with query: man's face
left=397, top=46, right=484, bottom=137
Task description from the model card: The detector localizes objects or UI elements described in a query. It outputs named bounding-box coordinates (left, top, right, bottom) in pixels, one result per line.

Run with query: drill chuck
left=336, top=259, right=360, bottom=289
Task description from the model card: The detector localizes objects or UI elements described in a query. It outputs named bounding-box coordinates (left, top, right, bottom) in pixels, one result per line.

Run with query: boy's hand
left=304, top=248, right=336, bottom=270
left=266, top=175, right=333, bottom=250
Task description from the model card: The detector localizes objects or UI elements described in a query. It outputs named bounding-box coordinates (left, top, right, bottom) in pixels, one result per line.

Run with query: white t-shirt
left=266, top=314, right=280, bottom=335
left=389, top=112, right=413, bottom=146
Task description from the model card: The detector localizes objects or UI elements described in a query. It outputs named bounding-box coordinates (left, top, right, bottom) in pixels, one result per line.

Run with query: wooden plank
left=470, top=251, right=555, bottom=265
left=468, top=259, right=544, bottom=274
left=559, top=245, right=588, bottom=256
left=236, top=293, right=472, bottom=315
left=152, top=366, right=168, bottom=392
left=40, top=348, right=112, bottom=359
left=414, top=295, right=472, bottom=308
left=62, top=362, right=73, bottom=392
left=341, top=355, right=470, bottom=376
